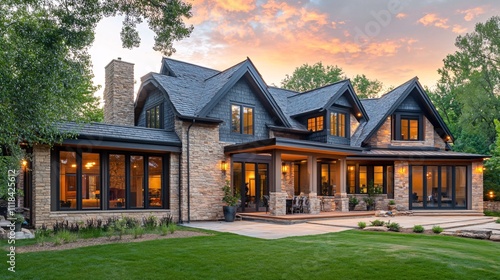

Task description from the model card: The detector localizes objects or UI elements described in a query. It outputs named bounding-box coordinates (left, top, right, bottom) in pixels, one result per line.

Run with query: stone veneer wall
left=368, top=116, right=446, bottom=149
left=31, top=145, right=173, bottom=228
left=103, top=59, right=135, bottom=126
left=394, top=161, right=410, bottom=210
left=175, top=119, right=227, bottom=221
left=471, top=161, right=484, bottom=211
left=484, top=201, right=500, bottom=212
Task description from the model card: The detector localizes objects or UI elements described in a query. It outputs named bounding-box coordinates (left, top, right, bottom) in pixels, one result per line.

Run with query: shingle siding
left=207, top=78, right=278, bottom=143
left=136, top=89, right=175, bottom=131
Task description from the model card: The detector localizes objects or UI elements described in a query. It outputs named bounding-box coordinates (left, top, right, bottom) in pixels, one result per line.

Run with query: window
left=146, top=104, right=162, bottom=128
left=56, top=149, right=167, bottom=210
left=330, top=112, right=346, bottom=137
left=346, top=164, right=394, bottom=195
left=231, top=104, right=254, bottom=135
left=318, top=163, right=337, bottom=196
left=307, top=116, right=324, bottom=132
left=393, top=113, right=423, bottom=141
left=410, top=165, right=467, bottom=209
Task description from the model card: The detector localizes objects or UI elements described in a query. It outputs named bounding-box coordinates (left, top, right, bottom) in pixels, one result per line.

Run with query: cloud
left=417, top=13, right=449, bottom=29
left=458, top=7, right=485, bottom=21
left=216, top=0, right=256, bottom=12
left=396, top=13, right=407, bottom=19
left=452, top=24, right=467, bottom=34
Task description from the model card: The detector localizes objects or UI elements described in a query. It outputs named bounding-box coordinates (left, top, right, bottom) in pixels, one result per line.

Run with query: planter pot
left=388, top=205, right=397, bottom=211
left=15, top=223, right=22, bottom=232
left=349, top=204, right=356, bottom=211
left=223, top=206, right=237, bottom=222
left=366, top=205, right=373, bottom=211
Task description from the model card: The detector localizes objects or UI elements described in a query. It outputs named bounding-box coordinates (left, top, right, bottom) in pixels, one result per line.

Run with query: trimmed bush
left=432, top=225, right=443, bottom=234
left=413, top=225, right=424, bottom=233
left=358, top=221, right=366, bottom=229
left=496, top=218, right=500, bottom=224
left=370, top=219, right=385, bottom=226
left=386, top=222, right=400, bottom=232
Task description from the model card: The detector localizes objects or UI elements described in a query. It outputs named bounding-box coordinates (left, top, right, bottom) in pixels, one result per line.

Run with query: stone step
left=411, top=210, right=484, bottom=216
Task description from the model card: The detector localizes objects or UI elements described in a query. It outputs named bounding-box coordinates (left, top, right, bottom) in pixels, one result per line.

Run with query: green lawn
left=2, top=229, right=499, bottom=279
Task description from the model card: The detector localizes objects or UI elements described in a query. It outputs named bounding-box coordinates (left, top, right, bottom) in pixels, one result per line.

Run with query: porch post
left=337, top=158, right=349, bottom=212
left=307, top=155, right=320, bottom=214
left=269, top=150, right=286, bottom=215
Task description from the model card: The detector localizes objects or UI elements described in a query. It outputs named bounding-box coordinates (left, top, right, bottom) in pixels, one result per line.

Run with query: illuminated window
left=146, top=104, right=162, bottom=128
left=393, top=113, right=423, bottom=141
left=330, top=112, right=346, bottom=137
left=307, top=116, right=324, bottom=132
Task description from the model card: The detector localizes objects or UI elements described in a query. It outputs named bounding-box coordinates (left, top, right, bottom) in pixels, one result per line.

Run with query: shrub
left=386, top=221, right=400, bottom=232
left=124, top=217, right=140, bottom=229
left=132, top=226, right=145, bottom=239
left=496, top=218, right=500, bottom=224
left=111, top=218, right=128, bottom=240
left=159, top=214, right=174, bottom=227
left=370, top=219, right=385, bottom=226
left=432, top=225, right=443, bottom=234
left=357, top=221, right=366, bottom=229
left=484, top=210, right=500, bottom=217
left=388, top=200, right=396, bottom=205
left=168, top=223, right=177, bottom=234
left=54, top=230, right=77, bottom=244
left=143, top=215, right=158, bottom=230
left=413, top=225, right=425, bottom=233
left=160, top=224, right=169, bottom=236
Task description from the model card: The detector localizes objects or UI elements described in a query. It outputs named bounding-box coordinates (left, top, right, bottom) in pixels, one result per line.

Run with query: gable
left=334, top=95, right=352, bottom=108
left=207, top=77, right=278, bottom=142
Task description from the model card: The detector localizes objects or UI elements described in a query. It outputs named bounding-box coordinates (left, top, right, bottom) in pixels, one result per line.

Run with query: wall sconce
left=398, top=167, right=406, bottom=174
left=489, top=191, right=495, bottom=201
left=281, top=162, right=289, bottom=174
left=220, top=161, right=227, bottom=173
left=21, top=159, right=27, bottom=168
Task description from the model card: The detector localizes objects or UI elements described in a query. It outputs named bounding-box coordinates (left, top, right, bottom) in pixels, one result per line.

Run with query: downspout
left=178, top=152, right=182, bottom=224
left=186, top=120, right=195, bottom=223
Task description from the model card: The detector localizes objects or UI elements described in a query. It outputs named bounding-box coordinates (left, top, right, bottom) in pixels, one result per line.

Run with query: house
left=21, top=57, right=486, bottom=227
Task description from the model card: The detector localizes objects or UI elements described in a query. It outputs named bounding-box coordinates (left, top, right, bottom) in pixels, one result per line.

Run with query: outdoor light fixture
left=21, top=159, right=27, bottom=167
left=282, top=163, right=288, bottom=174
left=220, top=161, right=227, bottom=172
left=489, top=191, right=495, bottom=201
left=399, top=167, right=406, bottom=174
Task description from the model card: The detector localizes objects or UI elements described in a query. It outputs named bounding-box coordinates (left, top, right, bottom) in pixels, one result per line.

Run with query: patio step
left=238, top=211, right=376, bottom=225
left=411, top=210, right=484, bottom=216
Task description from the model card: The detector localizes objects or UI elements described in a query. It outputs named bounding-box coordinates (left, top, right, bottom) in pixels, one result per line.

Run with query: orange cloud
left=452, top=24, right=467, bottom=34
left=364, top=40, right=401, bottom=57
left=418, top=13, right=449, bottom=29
left=216, top=0, right=256, bottom=12
left=458, top=7, right=485, bottom=21
left=396, top=13, right=407, bottom=19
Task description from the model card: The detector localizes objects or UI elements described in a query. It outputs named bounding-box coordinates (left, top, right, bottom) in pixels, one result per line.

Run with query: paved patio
left=184, top=215, right=500, bottom=240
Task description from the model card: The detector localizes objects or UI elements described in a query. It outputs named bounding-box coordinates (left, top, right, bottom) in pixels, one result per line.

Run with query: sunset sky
left=89, top=0, right=500, bottom=98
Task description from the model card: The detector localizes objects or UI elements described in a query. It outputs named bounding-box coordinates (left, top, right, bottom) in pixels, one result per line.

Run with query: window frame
left=307, top=115, right=324, bottom=132
left=346, top=164, right=394, bottom=195
left=53, top=148, right=169, bottom=211
left=393, top=112, right=423, bottom=141
left=231, top=103, right=254, bottom=135
left=146, top=104, right=163, bottom=129
left=330, top=111, right=348, bottom=138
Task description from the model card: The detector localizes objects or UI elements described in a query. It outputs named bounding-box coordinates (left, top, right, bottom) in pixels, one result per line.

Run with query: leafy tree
left=432, top=16, right=500, bottom=155
left=0, top=0, right=192, bottom=194
left=351, top=74, right=383, bottom=99
left=484, top=120, right=500, bottom=201
left=281, top=62, right=345, bottom=92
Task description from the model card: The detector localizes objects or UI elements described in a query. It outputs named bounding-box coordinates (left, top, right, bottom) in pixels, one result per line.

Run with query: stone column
left=337, top=158, right=349, bottom=212
left=394, top=161, right=409, bottom=210
left=269, top=150, right=286, bottom=215
left=471, top=161, right=484, bottom=211
left=307, top=155, right=317, bottom=194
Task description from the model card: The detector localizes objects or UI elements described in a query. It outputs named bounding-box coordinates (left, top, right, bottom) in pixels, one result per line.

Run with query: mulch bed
left=15, top=231, right=209, bottom=253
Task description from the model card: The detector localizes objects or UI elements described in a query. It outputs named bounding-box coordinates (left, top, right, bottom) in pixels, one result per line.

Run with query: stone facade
left=368, top=116, right=446, bottom=149
left=484, top=201, right=500, bottom=212
left=103, top=59, right=135, bottom=126
left=394, top=161, right=410, bottom=210
left=471, top=161, right=484, bottom=211
left=269, top=191, right=287, bottom=216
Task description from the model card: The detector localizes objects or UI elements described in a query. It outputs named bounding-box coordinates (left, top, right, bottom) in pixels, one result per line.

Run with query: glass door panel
left=411, top=166, right=423, bottom=208
left=245, top=163, right=256, bottom=211
left=455, top=166, right=466, bottom=208
left=440, top=166, right=453, bottom=208
left=425, top=166, right=438, bottom=208
left=258, top=164, right=268, bottom=211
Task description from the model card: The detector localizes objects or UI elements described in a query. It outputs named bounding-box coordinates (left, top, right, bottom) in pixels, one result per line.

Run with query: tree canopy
left=0, top=0, right=193, bottom=193
left=280, top=62, right=384, bottom=98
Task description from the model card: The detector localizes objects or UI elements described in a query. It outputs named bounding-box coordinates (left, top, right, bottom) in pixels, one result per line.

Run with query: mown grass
left=2, top=230, right=499, bottom=279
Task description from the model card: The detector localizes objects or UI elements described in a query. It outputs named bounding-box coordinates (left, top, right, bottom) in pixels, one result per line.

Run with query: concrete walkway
left=184, top=216, right=500, bottom=240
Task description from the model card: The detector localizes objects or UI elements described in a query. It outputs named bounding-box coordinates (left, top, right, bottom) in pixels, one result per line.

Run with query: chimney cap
left=118, top=57, right=121, bottom=60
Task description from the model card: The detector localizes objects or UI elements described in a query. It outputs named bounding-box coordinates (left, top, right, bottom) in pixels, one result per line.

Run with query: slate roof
left=350, top=78, right=417, bottom=147
left=57, top=122, right=181, bottom=146
left=286, top=80, right=349, bottom=116
left=267, top=87, right=305, bottom=129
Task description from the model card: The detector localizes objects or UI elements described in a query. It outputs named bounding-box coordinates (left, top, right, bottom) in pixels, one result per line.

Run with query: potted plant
left=364, top=180, right=377, bottom=211
left=348, top=196, right=359, bottom=211
left=363, top=197, right=375, bottom=211
left=388, top=200, right=396, bottom=211
left=13, top=213, right=25, bottom=232
left=221, top=180, right=239, bottom=222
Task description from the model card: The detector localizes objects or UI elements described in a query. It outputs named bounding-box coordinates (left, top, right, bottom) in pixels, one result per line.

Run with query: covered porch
left=224, top=137, right=364, bottom=216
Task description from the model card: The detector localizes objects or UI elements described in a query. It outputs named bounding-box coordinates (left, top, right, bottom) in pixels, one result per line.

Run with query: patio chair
left=262, top=195, right=269, bottom=213
left=300, top=196, right=309, bottom=214
left=292, top=196, right=301, bottom=214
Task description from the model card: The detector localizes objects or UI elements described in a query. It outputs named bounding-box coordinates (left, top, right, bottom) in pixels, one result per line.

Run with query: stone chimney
left=103, top=58, right=135, bottom=126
